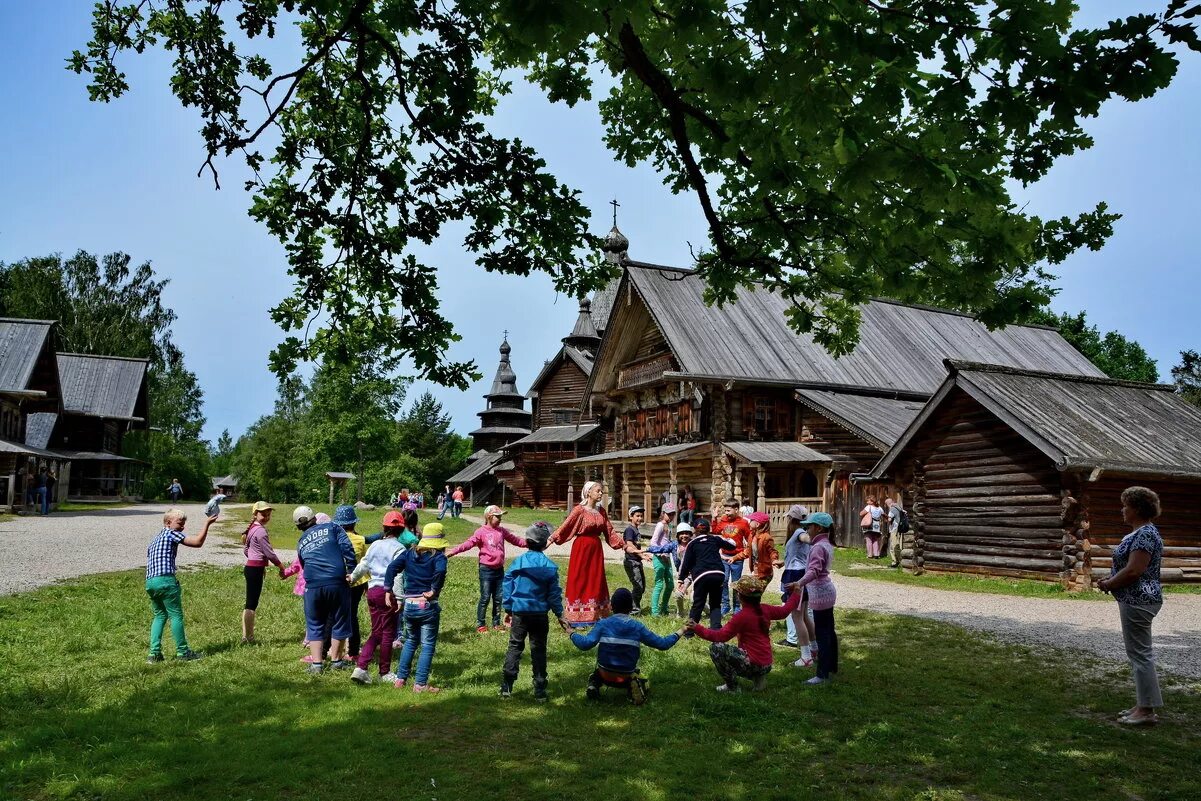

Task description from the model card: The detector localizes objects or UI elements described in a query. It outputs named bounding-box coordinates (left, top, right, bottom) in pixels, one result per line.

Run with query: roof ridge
left=0, top=317, right=55, bottom=325
left=946, top=360, right=1174, bottom=391
left=58, top=352, right=151, bottom=364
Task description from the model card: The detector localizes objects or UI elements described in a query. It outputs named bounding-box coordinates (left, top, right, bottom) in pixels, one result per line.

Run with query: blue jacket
left=570, top=614, right=680, bottom=673
left=384, top=548, right=448, bottom=598
left=502, top=551, right=564, bottom=617
left=297, top=522, right=357, bottom=589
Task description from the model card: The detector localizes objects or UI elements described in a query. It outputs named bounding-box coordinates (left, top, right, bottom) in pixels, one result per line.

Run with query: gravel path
left=0, top=503, right=294, bottom=596
left=5, top=507, right=1199, bottom=679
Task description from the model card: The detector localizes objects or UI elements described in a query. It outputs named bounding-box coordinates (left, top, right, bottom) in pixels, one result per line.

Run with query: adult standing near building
left=860, top=496, right=884, bottom=558
left=167, top=478, right=183, bottom=503
left=34, top=467, right=49, bottom=515
left=294, top=505, right=358, bottom=674
left=648, top=503, right=677, bottom=617
left=44, top=469, right=57, bottom=513
left=884, top=497, right=905, bottom=568
left=550, top=481, right=626, bottom=626
left=241, top=501, right=284, bottom=645
left=452, top=485, right=465, bottom=518
left=1096, top=486, right=1165, bottom=726
left=715, top=498, right=752, bottom=617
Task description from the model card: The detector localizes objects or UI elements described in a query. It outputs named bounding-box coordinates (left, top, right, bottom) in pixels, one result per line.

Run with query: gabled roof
left=527, top=345, right=594, bottom=398
left=212, top=475, right=239, bottom=487
left=559, top=441, right=713, bottom=465
left=447, top=450, right=507, bottom=484
left=24, top=412, right=58, bottom=451
left=872, top=362, right=1201, bottom=480
left=325, top=471, right=356, bottom=480
left=591, top=263, right=1104, bottom=397
left=58, top=353, right=149, bottom=420
left=0, top=437, right=64, bottom=459
left=0, top=319, right=54, bottom=394
left=795, top=390, right=926, bottom=450
left=721, top=441, right=832, bottom=465
left=505, top=423, right=600, bottom=447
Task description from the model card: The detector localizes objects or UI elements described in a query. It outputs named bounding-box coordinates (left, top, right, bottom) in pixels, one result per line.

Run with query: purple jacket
left=243, top=522, right=282, bottom=567
left=448, top=524, right=527, bottom=569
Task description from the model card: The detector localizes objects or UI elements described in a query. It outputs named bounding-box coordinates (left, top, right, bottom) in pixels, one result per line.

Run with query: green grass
left=218, top=504, right=479, bottom=551
left=55, top=501, right=135, bottom=512
left=1, top=565, right=1198, bottom=801
left=834, top=547, right=1201, bottom=598
left=490, top=507, right=569, bottom=529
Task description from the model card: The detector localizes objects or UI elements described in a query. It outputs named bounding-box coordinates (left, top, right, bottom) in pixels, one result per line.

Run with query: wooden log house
left=558, top=257, right=1103, bottom=546
left=870, top=361, right=1201, bottom=588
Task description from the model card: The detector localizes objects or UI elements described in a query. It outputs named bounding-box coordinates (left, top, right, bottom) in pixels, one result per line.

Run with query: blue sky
left=1, top=2, right=1197, bottom=445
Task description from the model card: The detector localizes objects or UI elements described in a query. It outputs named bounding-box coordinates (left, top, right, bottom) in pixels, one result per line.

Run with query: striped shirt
left=147, top=528, right=186, bottom=578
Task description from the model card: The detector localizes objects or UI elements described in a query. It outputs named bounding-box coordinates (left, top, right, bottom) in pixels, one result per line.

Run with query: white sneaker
left=716, top=683, right=739, bottom=693
left=380, top=673, right=398, bottom=683
left=805, top=676, right=829, bottom=686
left=351, top=667, right=372, bottom=684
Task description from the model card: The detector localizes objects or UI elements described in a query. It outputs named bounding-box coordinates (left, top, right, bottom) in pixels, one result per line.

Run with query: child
left=669, top=523, right=694, bottom=618
left=295, top=507, right=358, bottom=674
left=332, top=505, right=368, bottom=659
left=384, top=523, right=449, bottom=693
left=145, top=509, right=216, bottom=663
left=241, top=500, right=284, bottom=645
left=686, top=575, right=800, bottom=693
left=204, top=487, right=227, bottom=519
left=676, top=519, right=735, bottom=629
left=647, top=504, right=677, bottom=617
left=281, top=511, right=335, bottom=660
left=746, top=512, right=778, bottom=583
left=570, top=588, right=686, bottom=705
left=776, top=504, right=817, bottom=664
left=500, top=522, right=568, bottom=701
left=348, top=521, right=407, bottom=684
left=621, top=505, right=650, bottom=614
left=787, top=511, right=839, bottom=685
left=448, top=504, right=527, bottom=633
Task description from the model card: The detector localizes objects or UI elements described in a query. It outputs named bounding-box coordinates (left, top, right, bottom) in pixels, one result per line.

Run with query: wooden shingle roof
left=873, top=362, right=1201, bottom=480
left=0, top=319, right=54, bottom=393
left=57, top=353, right=149, bottom=419
left=597, top=264, right=1103, bottom=397
left=795, top=390, right=927, bottom=450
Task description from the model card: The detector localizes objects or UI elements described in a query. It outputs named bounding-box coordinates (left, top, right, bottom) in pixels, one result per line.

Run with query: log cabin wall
left=532, top=361, right=592, bottom=428
left=1077, top=475, right=1201, bottom=585
left=903, top=389, right=1067, bottom=582
left=800, top=411, right=896, bottom=548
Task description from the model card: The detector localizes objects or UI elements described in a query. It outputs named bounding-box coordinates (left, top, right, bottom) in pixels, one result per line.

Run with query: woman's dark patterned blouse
left=1111, top=523, right=1163, bottom=606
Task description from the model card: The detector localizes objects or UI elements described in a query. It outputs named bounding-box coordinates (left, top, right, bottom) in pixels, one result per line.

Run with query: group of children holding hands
left=144, top=495, right=839, bottom=702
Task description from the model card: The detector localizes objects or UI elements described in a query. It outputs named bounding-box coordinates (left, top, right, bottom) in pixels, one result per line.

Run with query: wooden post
left=621, top=462, right=630, bottom=521
left=669, top=458, right=678, bottom=511
left=732, top=460, right=743, bottom=507
left=756, top=466, right=766, bottom=512
left=603, top=464, right=615, bottom=512
left=643, top=459, right=652, bottom=516
left=328, top=478, right=335, bottom=506
left=567, top=468, right=575, bottom=507
left=710, top=451, right=723, bottom=518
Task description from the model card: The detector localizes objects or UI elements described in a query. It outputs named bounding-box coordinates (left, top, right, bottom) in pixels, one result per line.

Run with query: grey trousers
left=1118, top=601, right=1163, bottom=708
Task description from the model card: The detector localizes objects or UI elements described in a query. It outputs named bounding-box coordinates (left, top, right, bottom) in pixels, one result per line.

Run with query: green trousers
left=146, top=575, right=189, bottom=656
left=651, top=556, right=674, bottom=617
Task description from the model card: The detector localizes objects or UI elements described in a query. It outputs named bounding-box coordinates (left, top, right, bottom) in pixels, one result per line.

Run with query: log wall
left=532, top=360, right=593, bottom=428
left=902, top=389, right=1068, bottom=582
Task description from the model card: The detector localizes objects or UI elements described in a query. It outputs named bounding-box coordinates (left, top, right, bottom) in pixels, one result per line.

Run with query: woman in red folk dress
left=551, top=481, right=626, bottom=627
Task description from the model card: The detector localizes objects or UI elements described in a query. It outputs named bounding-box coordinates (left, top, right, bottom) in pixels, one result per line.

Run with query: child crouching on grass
left=500, top=522, right=568, bottom=701
left=685, top=575, right=800, bottom=693
left=145, top=509, right=217, bottom=663
left=570, top=588, right=686, bottom=705
left=384, top=523, right=449, bottom=693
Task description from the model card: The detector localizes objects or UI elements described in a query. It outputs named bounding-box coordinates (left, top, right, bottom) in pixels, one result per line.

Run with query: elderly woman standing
left=550, top=481, right=626, bottom=626
left=1097, top=486, right=1165, bottom=726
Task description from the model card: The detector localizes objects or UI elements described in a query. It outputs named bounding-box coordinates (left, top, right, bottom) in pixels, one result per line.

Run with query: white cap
left=292, top=505, right=316, bottom=526
left=676, top=522, right=694, bottom=534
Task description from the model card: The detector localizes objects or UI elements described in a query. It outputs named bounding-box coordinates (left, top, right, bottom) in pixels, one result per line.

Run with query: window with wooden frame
left=753, top=397, right=774, bottom=434
left=552, top=408, right=576, bottom=425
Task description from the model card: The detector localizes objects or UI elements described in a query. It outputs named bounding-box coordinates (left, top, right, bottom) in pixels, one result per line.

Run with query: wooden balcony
left=617, top=354, right=673, bottom=390
left=764, top=496, right=825, bottom=536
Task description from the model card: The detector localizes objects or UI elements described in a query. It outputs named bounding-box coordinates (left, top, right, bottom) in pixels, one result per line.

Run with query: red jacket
left=716, top=515, right=752, bottom=561
left=695, top=594, right=800, bottom=665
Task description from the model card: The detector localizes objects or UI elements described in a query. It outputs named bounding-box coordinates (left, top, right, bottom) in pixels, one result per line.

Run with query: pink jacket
left=794, top=534, right=836, bottom=610
left=283, top=559, right=306, bottom=596
left=243, top=522, right=282, bottom=567
left=448, top=524, right=527, bottom=568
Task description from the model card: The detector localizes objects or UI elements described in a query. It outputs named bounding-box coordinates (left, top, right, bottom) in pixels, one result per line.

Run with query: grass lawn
left=1, top=564, right=1198, bottom=800
left=835, top=547, right=1201, bottom=598
left=55, top=501, right=135, bottom=512
left=218, top=504, right=479, bottom=551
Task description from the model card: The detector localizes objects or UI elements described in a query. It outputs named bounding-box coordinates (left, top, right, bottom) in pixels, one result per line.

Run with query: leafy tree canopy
left=1172, top=349, right=1201, bottom=406
left=71, top=2, right=1201, bottom=383
left=1027, top=309, right=1159, bottom=383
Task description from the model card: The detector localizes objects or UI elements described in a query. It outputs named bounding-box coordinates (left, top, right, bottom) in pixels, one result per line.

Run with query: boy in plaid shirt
left=145, top=509, right=217, bottom=662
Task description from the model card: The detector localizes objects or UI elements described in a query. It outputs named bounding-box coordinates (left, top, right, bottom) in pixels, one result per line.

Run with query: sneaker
left=176, top=650, right=204, bottom=662
left=585, top=684, right=601, bottom=701
left=380, top=673, right=399, bottom=683
left=499, top=682, right=513, bottom=699
left=146, top=654, right=164, bottom=664
left=351, top=667, right=372, bottom=684
left=629, top=677, right=648, bottom=706
left=476, top=625, right=489, bottom=634
left=306, top=663, right=325, bottom=676
left=412, top=683, right=441, bottom=694
left=792, top=656, right=814, bottom=668
left=329, top=659, right=353, bottom=671
left=393, top=678, right=407, bottom=689
left=805, top=676, right=829, bottom=686
left=240, top=637, right=255, bottom=646
left=716, top=683, right=739, bottom=693
left=776, top=638, right=798, bottom=648
left=533, top=681, right=548, bottom=703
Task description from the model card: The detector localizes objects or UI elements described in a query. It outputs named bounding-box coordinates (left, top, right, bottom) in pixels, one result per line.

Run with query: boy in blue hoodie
left=570, top=588, right=687, bottom=705
left=500, top=522, right=567, bottom=701
left=294, top=505, right=358, bottom=674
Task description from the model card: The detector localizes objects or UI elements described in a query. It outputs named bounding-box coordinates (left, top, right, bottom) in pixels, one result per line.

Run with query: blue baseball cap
left=799, top=511, right=834, bottom=529
left=332, top=504, right=359, bottom=526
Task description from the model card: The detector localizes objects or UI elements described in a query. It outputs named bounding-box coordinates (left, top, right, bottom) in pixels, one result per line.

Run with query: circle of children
left=143, top=484, right=837, bottom=703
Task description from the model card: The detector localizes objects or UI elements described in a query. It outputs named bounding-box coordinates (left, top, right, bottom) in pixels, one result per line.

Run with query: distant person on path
left=500, top=522, right=568, bottom=701
left=452, top=485, right=465, bottom=518
left=646, top=503, right=677, bottom=617
left=621, top=505, right=651, bottom=614
left=347, top=518, right=407, bottom=685
left=776, top=505, right=816, bottom=665
left=861, top=496, right=884, bottom=558
left=241, top=501, right=284, bottom=645
left=167, top=478, right=183, bottom=502
left=294, top=506, right=358, bottom=674
left=448, top=504, right=528, bottom=633
left=385, top=523, right=450, bottom=693
left=677, top=518, right=735, bottom=629
left=550, top=481, right=626, bottom=626
left=687, top=575, right=800, bottom=693
left=1097, top=486, right=1165, bottom=726
left=145, top=509, right=215, bottom=663
left=716, top=499, right=752, bottom=616
left=570, top=588, right=686, bottom=705
left=35, top=468, right=49, bottom=515
left=787, top=511, right=838, bottom=685
left=884, top=497, right=906, bottom=568
left=332, top=505, right=369, bottom=659
left=436, top=485, right=451, bottom=519
left=45, top=470, right=57, bottom=513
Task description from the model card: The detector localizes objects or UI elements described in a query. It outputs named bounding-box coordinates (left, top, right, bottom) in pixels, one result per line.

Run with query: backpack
left=898, top=509, right=910, bottom=534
